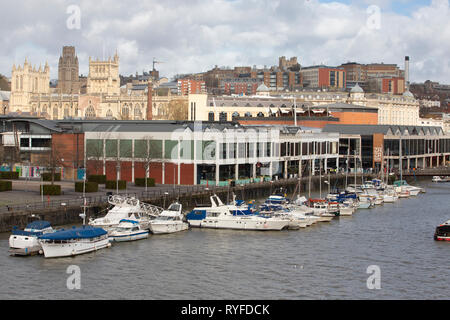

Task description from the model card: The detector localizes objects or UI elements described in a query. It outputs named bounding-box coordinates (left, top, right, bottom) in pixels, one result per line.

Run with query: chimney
left=147, top=81, right=153, bottom=120
left=405, top=56, right=410, bottom=90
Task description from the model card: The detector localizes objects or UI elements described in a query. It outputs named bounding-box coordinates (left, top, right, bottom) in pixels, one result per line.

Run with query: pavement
left=0, top=178, right=208, bottom=208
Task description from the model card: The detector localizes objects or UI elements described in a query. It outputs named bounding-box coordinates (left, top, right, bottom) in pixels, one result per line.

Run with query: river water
left=0, top=179, right=448, bottom=300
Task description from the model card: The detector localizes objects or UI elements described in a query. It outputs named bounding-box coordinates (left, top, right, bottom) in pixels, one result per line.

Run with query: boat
left=432, top=176, right=450, bottom=182
left=307, top=199, right=335, bottom=222
left=89, top=195, right=163, bottom=232
left=382, top=187, right=398, bottom=203
left=9, top=220, right=54, bottom=256
left=109, top=219, right=150, bottom=242
left=434, top=220, right=450, bottom=241
left=38, top=226, right=110, bottom=258
left=148, top=202, right=189, bottom=234
left=393, top=180, right=423, bottom=196
left=338, top=203, right=354, bottom=216
left=186, top=195, right=289, bottom=231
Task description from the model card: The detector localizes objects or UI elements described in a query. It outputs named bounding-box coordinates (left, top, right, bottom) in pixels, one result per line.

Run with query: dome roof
left=403, top=90, right=414, bottom=98
left=256, top=83, right=270, bottom=92
left=350, top=83, right=364, bottom=93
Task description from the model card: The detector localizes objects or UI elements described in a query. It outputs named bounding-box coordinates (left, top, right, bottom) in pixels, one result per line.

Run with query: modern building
left=177, top=79, right=206, bottom=96
left=300, top=65, right=346, bottom=89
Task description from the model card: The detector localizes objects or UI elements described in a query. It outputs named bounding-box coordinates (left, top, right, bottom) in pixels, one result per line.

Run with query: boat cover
left=119, top=219, right=139, bottom=224
left=25, top=221, right=51, bottom=230
left=38, top=226, right=107, bottom=240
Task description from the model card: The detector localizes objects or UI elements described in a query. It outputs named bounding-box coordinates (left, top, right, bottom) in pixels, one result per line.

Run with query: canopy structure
left=25, top=221, right=51, bottom=230
left=39, top=226, right=107, bottom=240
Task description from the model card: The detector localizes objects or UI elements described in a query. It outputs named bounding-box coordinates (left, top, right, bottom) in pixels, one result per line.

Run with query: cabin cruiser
left=393, top=180, right=423, bottom=196
left=432, top=176, right=450, bottom=182
left=109, top=219, right=150, bottom=242
left=148, top=202, right=189, bottom=234
left=338, top=203, right=354, bottom=216
left=9, top=220, right=54, bottom=256
left=38, top=226, right=110, bottom=258
left=89, top=195, right=163, bottom=232
left=307, top=199, right=335, bottom=222
left=434, top=220, right=450, bottom=241
left=186, top=195, right=289, bottom=231
left=382, top=187, right=398, bottom=203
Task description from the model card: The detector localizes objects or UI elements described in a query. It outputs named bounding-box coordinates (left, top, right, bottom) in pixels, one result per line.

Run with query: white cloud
left=0, top=0, right=448, bottom=84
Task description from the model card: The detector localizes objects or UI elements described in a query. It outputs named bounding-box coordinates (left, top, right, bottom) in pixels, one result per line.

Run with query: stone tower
left=58, top=46, right=80, bottom=94
left=87, top=52, right=120, bottom=95
left=10, top=58, right=50, bottom=113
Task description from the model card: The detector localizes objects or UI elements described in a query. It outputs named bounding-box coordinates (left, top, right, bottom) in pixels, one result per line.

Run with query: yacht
left=109, top=219, right=150, bottom=242
left=432, top=176, right=450, bottom=182
left=149, top=202, right=189, bottom=234
left=393, top=180, right=423, bottom=196
left=434, top=220, right=450, bottom=241
left=186, top=195, right=289, bottom=231
left=9, top=220, right=54, bottom=256
left=307, top=199, right=334, bottom=222
left=38, top=226, right=110, bottom=258
left=382, top=187, right=398, bottom=203
left=89, top=195, right=163, bottom=232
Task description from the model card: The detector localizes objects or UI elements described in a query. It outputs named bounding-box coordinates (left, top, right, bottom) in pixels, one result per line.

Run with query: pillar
left=235, top=164, right=239, bottom=181
left=215, top=164, right=220, bottom=185
left=284, top=160, right=288, bottom=179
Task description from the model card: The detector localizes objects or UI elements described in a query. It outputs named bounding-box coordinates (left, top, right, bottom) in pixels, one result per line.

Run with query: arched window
left=64, top=108, right=70, bottom=118
left=122, top=105, right=130, bottom=119
left=208, top=111, right=215, bottom=121
left=245, top=112, right=252, bottom=117
left=257, top=112, right=264, bottom=117
left=106, top=109, right=113, bottom=118
left=134, top=108, right=142, bottom=119
left=42, top=105, right=47, bottom=114
left=53, top=108, right=58, bottom=119
left=85, top=106, right=96, bottom=118
left=232, top=111, right=240, bottom=120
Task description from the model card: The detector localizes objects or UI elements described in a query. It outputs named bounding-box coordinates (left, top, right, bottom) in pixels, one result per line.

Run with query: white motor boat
left=9, top=220, right=54, bottom=256
left=186, top=195, right=289, bottom=231
left=89, top=195, right=163, bottom=232
left=149, top=202, right=189, bottom=234
left=432, top=176, right=450, bottom=182
left=339, top=203, right=354, bottom=216
left=38, top=226, right=110, bottom=258
left=109, top=219, right=150, bottom=242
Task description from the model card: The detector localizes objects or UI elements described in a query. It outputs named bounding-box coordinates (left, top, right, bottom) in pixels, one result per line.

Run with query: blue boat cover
left=26, top=221, right=51, bottom=230
left=38, top=226, right=107, bottom=240
left=119, top=219, right=138, bottom=224
left=186, top=210, right=207, bottom=220
left=11, top=229, right=43, bottom=236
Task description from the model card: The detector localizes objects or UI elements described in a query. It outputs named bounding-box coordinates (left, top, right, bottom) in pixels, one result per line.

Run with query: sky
left=0, top=0, right=449, bottom=84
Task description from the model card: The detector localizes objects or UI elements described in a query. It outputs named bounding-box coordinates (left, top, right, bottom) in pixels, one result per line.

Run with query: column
left=284, top=160, right=288, bottom=179
left=252, top=163, right=256, bottom=180
left=215, top=165, right=220, bottom=185
left=235, top=163, right=239, bottom=181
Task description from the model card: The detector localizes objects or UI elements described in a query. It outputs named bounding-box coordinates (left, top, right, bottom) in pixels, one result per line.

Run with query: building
left=322, top=124, right=450, bottom=172
left=177, top=79, right=206, bottom=96
left=219, top=78, right=262, bottom=95
left=10, top=59, right=50, bottom=113
left=57, top=46, right=81, bottom=94
left=86, top=54, right=120, bottom=95
left=300, top=65, right=346, bottom=89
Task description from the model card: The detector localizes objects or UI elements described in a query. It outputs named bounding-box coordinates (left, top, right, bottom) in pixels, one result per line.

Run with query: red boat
left=434, top=220, right=450, bottom=241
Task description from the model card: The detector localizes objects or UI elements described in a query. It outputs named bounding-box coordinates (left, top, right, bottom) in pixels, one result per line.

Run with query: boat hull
left=149, top=222, right=189, bottom=234
left=198, top=218, right=289, bottom=231
left=109, top=231, right=149, bottom=242
left=39, top=238, right=110, bottom=258
left=9, top=235, right=42, bottom=256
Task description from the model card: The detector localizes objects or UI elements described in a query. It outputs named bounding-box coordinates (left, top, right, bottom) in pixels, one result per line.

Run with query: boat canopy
left=25, top=220, right=51, bottom=230
left=38, top=226, right=107, bottom=240
left=119, top=219, right=139, bottom=224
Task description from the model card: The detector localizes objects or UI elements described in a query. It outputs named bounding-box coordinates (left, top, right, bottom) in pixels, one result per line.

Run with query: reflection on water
left=0, top=180, right=449, bottom=299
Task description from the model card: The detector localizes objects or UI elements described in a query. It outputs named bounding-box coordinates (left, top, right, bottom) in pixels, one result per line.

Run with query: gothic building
left=57, top=46, right=80, bottom=94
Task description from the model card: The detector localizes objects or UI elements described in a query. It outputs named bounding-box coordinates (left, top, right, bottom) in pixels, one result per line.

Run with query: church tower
left=58, top=46, right=80, bottom=94
left=87, top=51, right=120, bottom=95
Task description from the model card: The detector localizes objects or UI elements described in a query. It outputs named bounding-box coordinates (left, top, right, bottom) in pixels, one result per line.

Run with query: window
left=85, top=106, right=96, bottom=118
left=208, top=112, right=215, bottom=121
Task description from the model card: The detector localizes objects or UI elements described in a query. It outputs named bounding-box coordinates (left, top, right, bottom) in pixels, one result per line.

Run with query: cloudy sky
left=1, top=0, right=449, bottom=83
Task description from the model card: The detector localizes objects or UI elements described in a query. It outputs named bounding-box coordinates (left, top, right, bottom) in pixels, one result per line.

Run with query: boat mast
left=319, top=158, right=322, bottom=199
left=308, top=158, right=312, bottom=199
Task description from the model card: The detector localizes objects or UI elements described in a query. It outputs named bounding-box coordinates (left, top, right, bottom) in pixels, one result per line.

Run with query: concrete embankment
left=0, top=173, right=389, bottom=232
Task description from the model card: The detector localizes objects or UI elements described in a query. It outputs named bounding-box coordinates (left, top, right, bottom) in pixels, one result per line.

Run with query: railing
left=0, top=173, right=380, bottom=214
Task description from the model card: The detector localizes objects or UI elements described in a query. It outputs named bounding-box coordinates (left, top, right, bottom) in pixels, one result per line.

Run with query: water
left=0, top=180, right=449, bottom=300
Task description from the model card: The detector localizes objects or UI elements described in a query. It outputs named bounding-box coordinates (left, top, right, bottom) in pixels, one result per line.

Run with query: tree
left=137, top=136, right=164, bottom=191
left=0, top=74, right=10, bottom=91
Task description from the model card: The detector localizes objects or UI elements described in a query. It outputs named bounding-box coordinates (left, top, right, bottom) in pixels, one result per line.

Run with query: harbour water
left=0, top=179, right=449, bottom=300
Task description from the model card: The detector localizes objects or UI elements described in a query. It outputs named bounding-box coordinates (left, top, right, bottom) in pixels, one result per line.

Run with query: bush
left=75, top=181, right=98, bottom=193
left=0, top=180, right=12, bottom=192
left=88, top=174, right=107, bottom=184
left=105, top=180, right=127, bottom=190
left=0, top=171, right=19, bottom=179
left=42, top=172, right=61, bottom=182
left=134, top=177, right=155, bottom=187
left=40, top=185, right=61, bottom=195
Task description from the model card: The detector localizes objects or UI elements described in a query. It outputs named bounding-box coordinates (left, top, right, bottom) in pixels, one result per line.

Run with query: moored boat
left=149, top=202, right=189, bottom=234
left=434, top=220, right=450, bottom=241
left=38, top=226, right=110, bottom=258
left=109, top=219, right=150, bottom=242
left=9, top=220, right=54, bottom=256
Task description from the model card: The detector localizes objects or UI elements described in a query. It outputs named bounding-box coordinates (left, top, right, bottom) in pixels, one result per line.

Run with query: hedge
left=88, top=174, right=107, bottom=184
left=135, top=178, right=155, bottom=187
left=75, top=181, right=99, bottom=193
left=0, top=180, right=12, bottom=192
left=41, top=172, right=61, bottom=182
left=0, top=171, right=19, bottom=180
left=40, top=185, right=62, bottom=195
left=105, top=180, right=127, bottom=190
